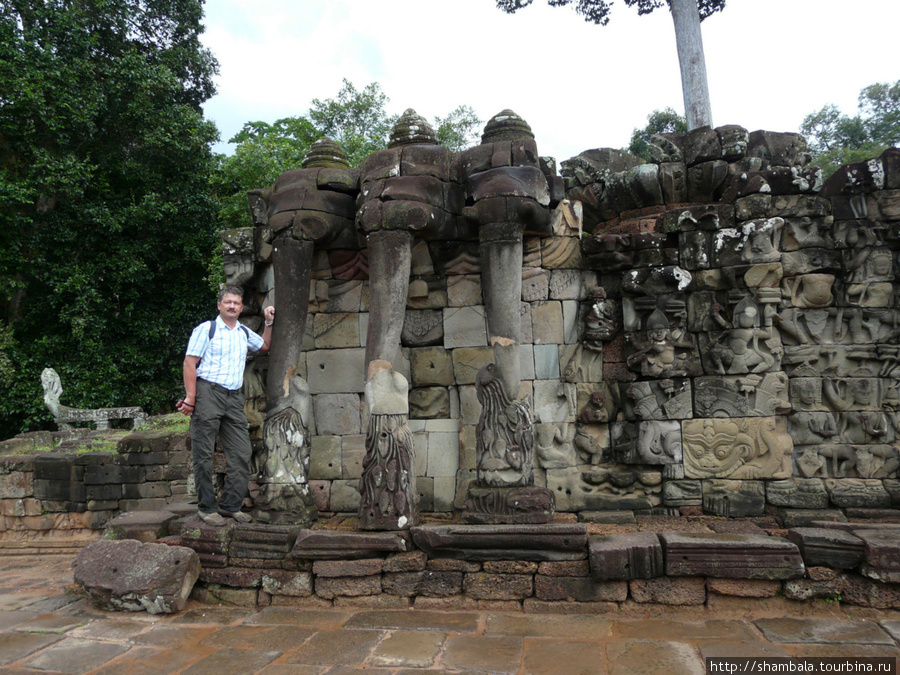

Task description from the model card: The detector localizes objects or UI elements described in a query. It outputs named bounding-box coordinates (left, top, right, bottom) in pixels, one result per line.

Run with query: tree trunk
left=670, top=0, right=713, bottom=130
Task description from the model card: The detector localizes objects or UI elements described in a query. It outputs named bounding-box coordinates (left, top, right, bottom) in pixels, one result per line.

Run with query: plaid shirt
left=186, top=316, right=264, bottom=391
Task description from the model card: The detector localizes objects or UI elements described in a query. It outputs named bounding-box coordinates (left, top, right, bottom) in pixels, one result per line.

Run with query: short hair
left=217, top=286, right=243, bottom=303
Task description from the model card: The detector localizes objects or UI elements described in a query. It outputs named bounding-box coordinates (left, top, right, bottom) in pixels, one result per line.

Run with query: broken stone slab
left=291, top=530, right=410, bottom=560
left=855, top=530, right=900, bottom=583
left=410, top=523, right=588, bottom=561
left=659, top=532, right=805, bottom=580
left=785, top=528, right=865, bottom=569
left=72, top=539, right=200, bottom=614
left=589, top=532, right=663, bottom=580
left=103, top=510, right=178, bottom=543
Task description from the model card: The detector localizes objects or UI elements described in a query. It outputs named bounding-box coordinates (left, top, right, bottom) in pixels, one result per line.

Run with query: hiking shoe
left=219, top=509, right=253, bottom=523
left=198, top=510, right=227, bottom=526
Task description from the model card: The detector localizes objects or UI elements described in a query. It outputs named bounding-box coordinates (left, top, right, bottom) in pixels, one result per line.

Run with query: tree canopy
left=213, top=80, right=482, bottom=230
left=0, top=0, right=221, bottom=437
left=801, top=80, right=900, bottom=178
left=627, top=107, right=687, bottom=161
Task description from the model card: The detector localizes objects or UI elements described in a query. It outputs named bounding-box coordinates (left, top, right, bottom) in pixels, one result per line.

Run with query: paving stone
left=0, top=631, right=64, bottom=666
left=441, top=635, right=523, bottom=673
left=198, top=624, right=314, bottom=651
left=485, top=613, right=612, bottom=638
left=523, top=637, right=606, bottom=674
left=755, top=618, right=895, bottom=644
left=698, top=641, right=790, bottom=658
left=660, top=532, right=805, bottom=579
left=245, top=607, right=353, bottom=627
left=343, top=609, right=479, bottom=633
left=606, top=640, right=704, bottom=675
left=21, top=637, right=130, bottom=674
left=285, top=628, right=386, bottom=666
left=368, top=629, right=445, bottom=668
left=614, top=619, right=757, bottom=641
left=179, top=647, right=281, bottom=675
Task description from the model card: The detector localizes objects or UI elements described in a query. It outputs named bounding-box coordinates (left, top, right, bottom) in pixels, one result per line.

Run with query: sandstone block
left=660, top=532, right=804, bottom=580
left=589, top=532, right=663, bottom=580
left=73, top=539, right=200, bottom=614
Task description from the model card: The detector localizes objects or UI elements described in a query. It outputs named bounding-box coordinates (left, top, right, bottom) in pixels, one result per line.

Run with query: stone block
left=103, top=510, right=177, bottom=543
left=531, top=301, right=564, bottom=344
left=313, top=394, right=361, bottom=437
left=706, top=578, right=781, bottom=598
left=533, top=380, right=575, bottom=423
left=785, top=528, right=864, bottom=569
left=629, top=576, right=706, bottom=605
left=306, top=348, right=366, bottom=393
left=292, top=530, right=410, bottom=560
left=73, top=539, right=200, bottom=614
left=409, top=347, right=454, bottom=387
left=856, top=530, right=900, bottom=582
left=409, top=387, right=451, bottom=419
left=549, top=269, right=586, bottom=301
left=778, top=509, right=846, bottom=528
left=261, top=570, right=313, bottom=597
left=313, top=558, right=384, bottom=578
left=702, top=480, right=766, bottom=518
left=419, top=570, right=464, bottom=597
left=660, top=532, right=805, bottom=580
left=434, top=476, right=456, bottom=512
left=401, top=309, right=443, bottom=347
left=533, top=344, right=560, bottom=380
left=313, top=312, right=360, bottom=349
left=309, top=435, right=342, bottom=480
left=329, top=480, right=361, bottom=513
left=451, top=347, right=494, bottom=385
left=464, top=572, right=533, bottom=600
left=765, top=479, right=828, bottom=509
left=825, top=479, right=891, bottom=508
left=589, top=532, right=663, bottom=580
left=411, top=523, right=588, bottom=562
left=426, top=431, right=459, bottom=477
left=447, top=274, right=482, bottom=307
left=0, top=471, right=33, bottom=499
left=314, top=575, right=381, bottom=599
left=522, top=268, right=550, bottom=301
left=443, top=306, right=487, bottom=348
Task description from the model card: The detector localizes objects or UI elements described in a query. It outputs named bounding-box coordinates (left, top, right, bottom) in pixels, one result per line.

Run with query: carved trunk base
left=462, top=485, right=555, bottom=525
left=358, top=413, right=419, bottom=531
left=250, top=484, right=318, bottom=526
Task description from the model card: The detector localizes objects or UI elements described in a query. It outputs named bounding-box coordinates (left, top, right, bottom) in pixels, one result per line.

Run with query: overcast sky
left=200, top=0, right=899, bottom=164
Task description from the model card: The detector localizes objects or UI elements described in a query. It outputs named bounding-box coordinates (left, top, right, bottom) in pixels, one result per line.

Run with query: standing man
left=177, top=286, right=275, bottom=526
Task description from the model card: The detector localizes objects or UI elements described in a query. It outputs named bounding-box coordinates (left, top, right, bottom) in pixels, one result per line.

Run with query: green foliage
left=211, top=117, right=319, bottom=230
left=214, top=81, right=482, bottom=229
left=628, top=107, right=687, bottom=161
left=0, top=0, right=221, bottom=438
left=495, top=0, right=726, bottom=26
left=434, top=105, right=482, bottom=152
left=310, top=79, right=397, bottom=168
left=801, top=80, right=900, bottom=178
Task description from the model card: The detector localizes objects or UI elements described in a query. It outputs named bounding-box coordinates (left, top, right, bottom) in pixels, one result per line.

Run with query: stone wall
left=229, top=125, right=900, bottom=520
left=0, top=430, right=190, bottom=553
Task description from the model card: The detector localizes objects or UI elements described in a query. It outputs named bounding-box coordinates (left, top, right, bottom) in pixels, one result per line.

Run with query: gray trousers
left=190, top=379, right=252, bottom=514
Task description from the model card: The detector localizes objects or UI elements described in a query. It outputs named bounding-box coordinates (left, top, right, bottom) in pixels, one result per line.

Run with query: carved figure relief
left=683, top=417, right=792, bottom=479
left=626, top=308, right=700, bottom=378
left=475, top=363, right=534, bottom=487
left=583, top=287, right=619, bottom=348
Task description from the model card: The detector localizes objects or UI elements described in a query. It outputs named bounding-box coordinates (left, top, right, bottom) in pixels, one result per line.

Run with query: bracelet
left=265, top=321, right=273, bottom=326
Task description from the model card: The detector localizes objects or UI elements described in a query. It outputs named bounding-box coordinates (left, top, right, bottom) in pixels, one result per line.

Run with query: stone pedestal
left=461, top=485, right=554, bottom=524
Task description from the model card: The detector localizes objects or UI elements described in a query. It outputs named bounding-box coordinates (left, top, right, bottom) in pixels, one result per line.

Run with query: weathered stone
left=765, top=479, right=829, bottom=509
left=589, top=532, right=663, bottom=580
left=702, top=480, right=766, bottom=518
left=706, top=578, right=780, bottom=598
left=534, top=575, right=627, bottom=602
left=103, top=510, right=177, bottom=543
left=785, top=527, right=864, bottom=569
left=410, top=523, right=588, bottom=561
left=856, top=530, right=900, bottom=582
left=291, top=530, right=410, bottom=560
left=73, top=540, right=200, bottom=614
left=825, top=479, right=891, bottom=508
left=660, top=532, right=804, bottom=579
left=315, top=575, right=381, bottom=599
left=629, top=576, right=706, bottom=605
left=464, top=572, right=533, bottom=600
left=462, top=486, right=554, bottom=525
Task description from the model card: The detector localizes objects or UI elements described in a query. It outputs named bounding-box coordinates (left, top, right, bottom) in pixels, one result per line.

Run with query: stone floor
left=2, top=555, right=900, bottom=674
